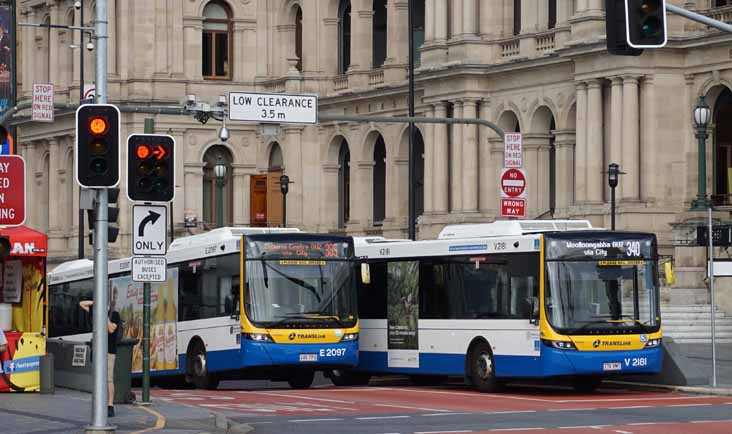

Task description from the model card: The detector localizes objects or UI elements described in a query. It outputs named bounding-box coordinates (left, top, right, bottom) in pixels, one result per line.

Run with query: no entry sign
left=501, top=198, right=526, bottom=218
left=0, top=156, right=26, bottom=226
left=500, top=168, right=526, bottom=198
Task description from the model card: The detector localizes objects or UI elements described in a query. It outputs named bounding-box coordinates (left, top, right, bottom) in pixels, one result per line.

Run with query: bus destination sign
left=246, top=236, right=352, bottom=260
left=545, top=233, right=656, bottom=261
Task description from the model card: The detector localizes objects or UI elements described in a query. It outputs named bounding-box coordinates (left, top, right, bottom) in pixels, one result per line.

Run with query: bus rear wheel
left=288, top=370, right=315, bottom=389
left=187, top=343, right=219, bottom=390
left=469, top=341, right=501, bottom=393
left=329, top=369, right=371, bottom=386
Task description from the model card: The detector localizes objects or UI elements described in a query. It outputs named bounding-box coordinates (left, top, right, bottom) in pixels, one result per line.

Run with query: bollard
left=40, top=353, right=55, bottom=394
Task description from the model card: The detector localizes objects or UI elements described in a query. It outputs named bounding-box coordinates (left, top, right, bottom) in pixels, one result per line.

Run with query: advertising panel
left=0, top=332, right=45, bottom=392
left=0, top=4, right=13, bottom=117
left=111, top=268, right=178, bottom=373
left=387, top=261, right=419, bottom=368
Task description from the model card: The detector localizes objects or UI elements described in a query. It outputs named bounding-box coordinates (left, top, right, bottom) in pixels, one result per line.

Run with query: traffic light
left=76, top=104, right=120, bottom=188
left=88, top=187, right=120, bottom=244
left=625, top=0, right=667, bottom=48
left=605, top=0, right=643, bottom=56
left=127, top=134, right=175, bottom=202
left=0, top=236, right=11, bottom=258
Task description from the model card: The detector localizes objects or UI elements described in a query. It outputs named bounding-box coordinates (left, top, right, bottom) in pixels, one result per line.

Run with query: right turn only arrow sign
left=132, top=204, right=168, bottom=256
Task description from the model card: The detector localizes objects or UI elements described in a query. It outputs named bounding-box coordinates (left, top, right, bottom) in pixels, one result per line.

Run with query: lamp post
left=691, top=95, right=712, bottom=211
left=280, top=174, right=290, bottom=228
left=214, top=158, right=227, bottom=228
left=607, top=163, right=623, bottom=231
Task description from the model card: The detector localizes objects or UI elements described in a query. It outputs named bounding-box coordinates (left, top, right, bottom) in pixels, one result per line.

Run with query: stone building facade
left=12, top=0, right=732, bottom=300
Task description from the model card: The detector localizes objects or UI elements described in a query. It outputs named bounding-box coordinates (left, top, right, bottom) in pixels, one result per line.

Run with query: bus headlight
left=340, top=333, right=358, bottom=342
left=245, top=333, right=274, bottom=343
left=644, top=338, right=662, bottom=348
left=542, top=339, right=577, bottom=350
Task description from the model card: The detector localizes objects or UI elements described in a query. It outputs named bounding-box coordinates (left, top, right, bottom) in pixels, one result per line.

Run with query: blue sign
left=0, top=356, right=41, bottom=374
left=448, top=244, right=487, bottom=252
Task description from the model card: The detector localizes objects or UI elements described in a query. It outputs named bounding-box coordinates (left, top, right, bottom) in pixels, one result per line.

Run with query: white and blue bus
left=48, top=227, right=360, bottom=389
left=336, top=220, right=662, bottom=392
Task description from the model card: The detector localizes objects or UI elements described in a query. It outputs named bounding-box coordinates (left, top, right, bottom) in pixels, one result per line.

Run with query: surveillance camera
left=86, top=41, right=94, bottom=51
left=219, top=126, right=230, bottom=142
left=187, top=94, right=196, bottom=104
left=74, top=1, right=82, bottom=10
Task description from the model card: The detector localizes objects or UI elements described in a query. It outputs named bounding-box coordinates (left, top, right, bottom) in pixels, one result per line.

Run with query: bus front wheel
left=469, top=341, right=501, bottom=393
left=187, top=343, right=219, bottom=390
left=288, top=370, right=315, bottom=389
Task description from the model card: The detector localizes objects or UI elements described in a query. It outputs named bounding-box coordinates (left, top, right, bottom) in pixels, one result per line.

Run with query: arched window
left=513, top=0, right=521, bottom=36
left=338, top=0, right=351, bottom=75
left=373, top=136, right=386, bottom=224
left=203, top=146, right=233, bottom=227
left=548, top=0, right=557, bottom=29
left=295, top=6, right=303, bottom=72
left=373, top=0, right=387, bottom=68
left=713, top=88, right=732, bottom=206
left=338, top=140, right=351, bottom=228
left=202, top=1, right=232, bottom=80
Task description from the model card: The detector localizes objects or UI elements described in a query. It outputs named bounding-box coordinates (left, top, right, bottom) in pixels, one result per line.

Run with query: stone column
left=479, top=101, right=496, bottom=214
left=588, top=0, right=604, bottom=11
left=49, top=4, right=59, bottom=87
left=451, top=0, right=463, bottom=39
left=231, top=164, right=251, bottom=226
left=622, top=75, right=641, bottom=201
left=423, top=105, right=435, bottom=214
left=425, top=0, right=435, bottom=42
left=322, top=164, right=340, bottom=229
left=521, top=0, right=539, bottom=34
left=574, top=82, right=588, bottom=203
left=433, top=102, right=449, bottom=213
left=352, top=0, right=374, bottom=71
left=385, top=0, right=408, bottom=81
left=183, top=17, right=204, bottom=80
left=284, top=127, right=304, bottom=227
left=351, top=160, right=374, bottom=227
left=435, top=0, right=448, bottom=41
left=462, top=0, right=478, bottom=36
left=462, top=99, right=479, bottom=212
left=586, top=79, right=604, bottom=203
left=394, top=158, right=409, bottom=219
left=184, top=163, right=206, bottom=227
left=554, top=130, right=576, bottom=211
left=480, top=0, right=503, bottom=38
left=609, top=76, right=623, bottom=199
left=523, top=134, right=552, bottom=217
left=451, top=101, right=463, bottom=212
left=641, top=76, right=657, bottom=202
left=577, top=0, right=588, bottom=12
left=48, top=139, right=61, bottom=233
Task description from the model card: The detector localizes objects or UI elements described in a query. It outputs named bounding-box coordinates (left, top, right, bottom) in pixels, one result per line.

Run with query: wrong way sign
left=500, top=168, right=526, bottom=198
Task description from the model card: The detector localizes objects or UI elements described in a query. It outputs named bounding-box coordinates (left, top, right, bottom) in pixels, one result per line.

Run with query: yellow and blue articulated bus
left=48, top=228, right=359, bottom=390
left=341, top=220, right=662, bottom=392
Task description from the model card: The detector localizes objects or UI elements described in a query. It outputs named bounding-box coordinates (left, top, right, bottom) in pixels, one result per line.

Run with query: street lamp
left=214, top=158, right=227, bottom=228
left=607, top=163, right=624, bottom=231
left=280, top=174, right=290, bottom=228
left=691, top=95, right=712, bottom=211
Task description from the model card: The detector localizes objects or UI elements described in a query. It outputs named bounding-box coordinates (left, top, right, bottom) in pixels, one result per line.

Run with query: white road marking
left=669, top=403, right=712, bottom=407
left=613, top=431, right=634, bottom=434
left=373, top=403, right=451, bottom=412
left=489, top=428, right=544, bottom=432
left=288, top=418, right=344, bottom=423
left=558, top=427, right=607, bottom=430
left=415, top=431, right=474, bottom=434
left=422, top=412, right=472, bottom=417
left=627, top=422, right=660, bottom=426
left=548, top=408, right=596, bottom=412
left=690, top=419, right=732, bottom=423
left=487, top=410, right=537, bottom=415
left=356, top=415, right=411, bottom=420
left=608, top=406, right=651, bottom=410
left=248, top=391, right=356, bottom=404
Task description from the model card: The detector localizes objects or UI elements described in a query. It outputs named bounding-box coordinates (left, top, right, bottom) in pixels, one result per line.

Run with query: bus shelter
left=0, top=225, right=47, bottom=392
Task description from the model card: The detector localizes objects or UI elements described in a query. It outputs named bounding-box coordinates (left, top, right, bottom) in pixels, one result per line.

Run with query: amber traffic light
left=76, top=104, right=120, bottom=188
left=127, top=134, right=175, bottom=202
left=624, top=0, right=667, bottom=48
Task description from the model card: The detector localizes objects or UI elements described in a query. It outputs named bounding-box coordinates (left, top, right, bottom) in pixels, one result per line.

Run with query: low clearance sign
left=0, top=156, right=25, bottom=226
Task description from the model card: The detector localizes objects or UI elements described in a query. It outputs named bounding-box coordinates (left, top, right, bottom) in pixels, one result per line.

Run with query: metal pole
left=282, top=192, right=287, bottom=228
left=667, top=3, right=732, bottom=34
left=89, top=0, right=111, bottom=430
left=692, top=126, right=709, bottom=210
left=407, top=0, right=415, bottom=241
left=611, top=186, right=616, bottom=231
left=142, top=281, right=151, bottom=403
left=708, top=206, right=717, bottom=387
left=79, top=0, right=85, bottom=259
left=217, top=179, right=224, bottom=228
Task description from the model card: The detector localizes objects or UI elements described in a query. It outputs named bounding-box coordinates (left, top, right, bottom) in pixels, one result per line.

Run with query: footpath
left=0, top=387, right=250, bottom=434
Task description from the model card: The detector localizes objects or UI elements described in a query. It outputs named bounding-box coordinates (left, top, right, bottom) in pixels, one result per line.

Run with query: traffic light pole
left=666, top=4, right=732, bottom=34
left=89, top=0, right=112, bottom=432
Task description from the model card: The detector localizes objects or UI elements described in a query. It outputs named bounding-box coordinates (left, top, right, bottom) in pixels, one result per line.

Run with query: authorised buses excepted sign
left=229, top=92, right=318, bottom=124
left=132, top=257, right=167, bottom=283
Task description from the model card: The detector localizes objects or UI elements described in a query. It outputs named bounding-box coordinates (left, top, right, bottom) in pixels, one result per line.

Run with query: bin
left=114, top=338, right=139, bottom=404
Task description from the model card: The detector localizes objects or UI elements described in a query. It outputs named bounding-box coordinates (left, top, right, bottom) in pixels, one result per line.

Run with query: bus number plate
left=603, top=362, right=622, bottom=371
left=299, top=353, right=318, bottom=362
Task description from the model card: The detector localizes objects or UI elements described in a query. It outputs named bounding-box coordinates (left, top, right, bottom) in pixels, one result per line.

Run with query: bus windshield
left=545, top=260, right=659, bottom=334
left=245, top=259, right=357, bottom=328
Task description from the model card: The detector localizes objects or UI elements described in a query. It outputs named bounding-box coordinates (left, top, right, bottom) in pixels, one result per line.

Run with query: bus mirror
left=361, top=263, right=371, bottom=285
left=526, top=296, right=539, bottom=325
left=664, top=262, right=675, bottom=285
